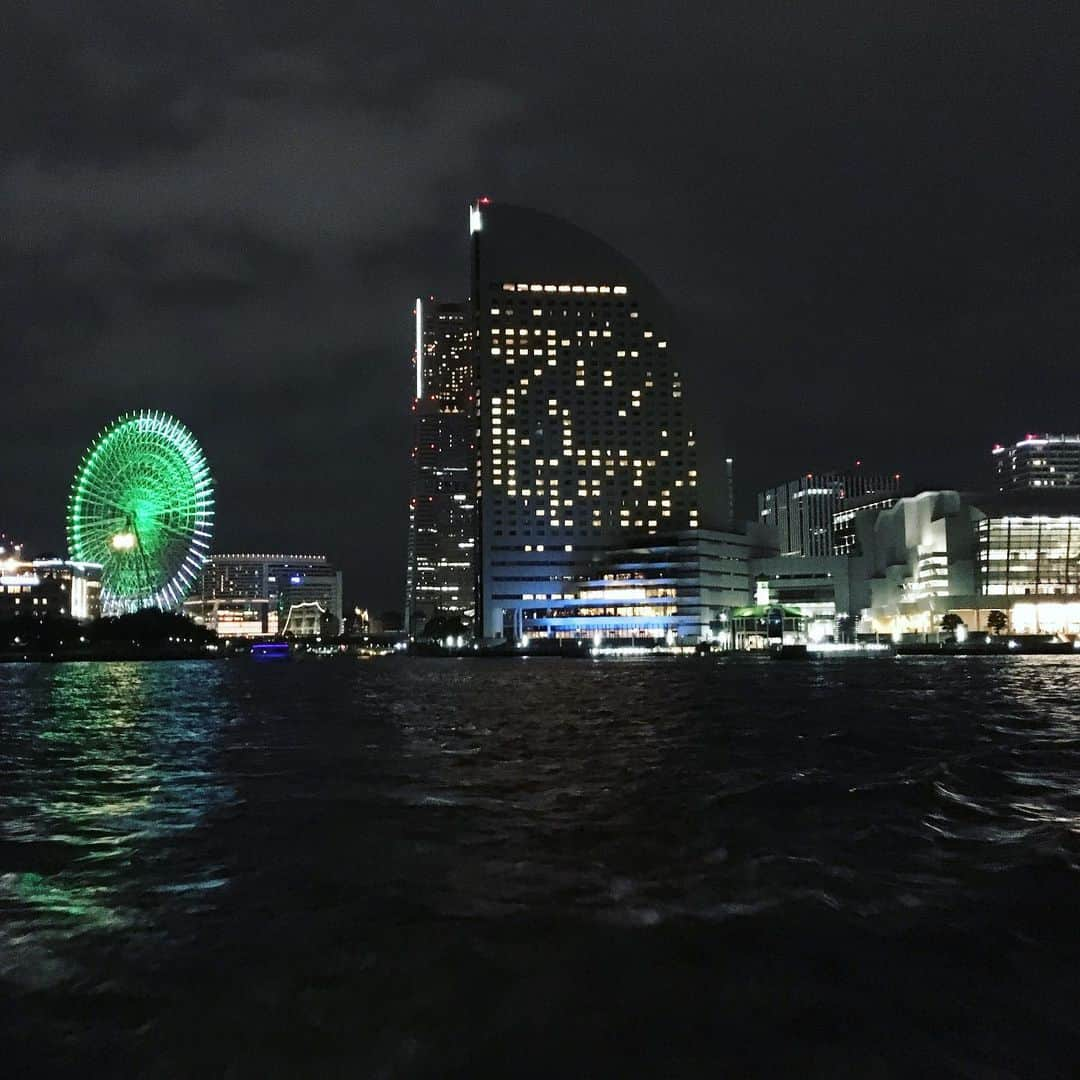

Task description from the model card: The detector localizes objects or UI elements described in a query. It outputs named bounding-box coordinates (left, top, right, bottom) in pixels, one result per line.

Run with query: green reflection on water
left=2, top=661, right=234, bottom=937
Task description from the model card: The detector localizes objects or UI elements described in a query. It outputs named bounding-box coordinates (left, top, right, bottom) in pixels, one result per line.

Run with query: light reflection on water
left=1, top=656, right=1079, bottom=1076
left=1, top=662, right=235, bottom=972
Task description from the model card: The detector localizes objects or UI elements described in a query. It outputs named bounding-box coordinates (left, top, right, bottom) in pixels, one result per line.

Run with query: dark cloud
left=5, top=1, right=1080, bottom=606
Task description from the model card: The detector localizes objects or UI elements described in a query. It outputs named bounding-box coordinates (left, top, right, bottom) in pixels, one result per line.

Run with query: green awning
left=730, top=604, right=805, bottom=618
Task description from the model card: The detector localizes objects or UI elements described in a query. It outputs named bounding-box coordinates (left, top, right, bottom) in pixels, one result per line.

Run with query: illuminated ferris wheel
left=67, top=411, right=214, bottom=615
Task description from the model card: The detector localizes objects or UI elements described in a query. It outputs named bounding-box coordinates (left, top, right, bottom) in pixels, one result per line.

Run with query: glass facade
left=977, top=516, right=1080, bottom=597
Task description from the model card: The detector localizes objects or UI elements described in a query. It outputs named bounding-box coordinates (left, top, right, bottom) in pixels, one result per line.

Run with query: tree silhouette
left=986, top=610, right=1008, bottom=636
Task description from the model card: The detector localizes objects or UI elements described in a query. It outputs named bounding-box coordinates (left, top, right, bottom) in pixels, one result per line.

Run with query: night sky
left=5, top=2, right=1079, bottom=611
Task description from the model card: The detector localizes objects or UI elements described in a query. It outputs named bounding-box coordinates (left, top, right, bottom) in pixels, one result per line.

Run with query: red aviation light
left=478, top=195, right=492, bottom=205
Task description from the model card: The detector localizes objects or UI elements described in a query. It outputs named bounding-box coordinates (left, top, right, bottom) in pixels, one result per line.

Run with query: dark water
left=2, top=657, right=1079, bottom=1078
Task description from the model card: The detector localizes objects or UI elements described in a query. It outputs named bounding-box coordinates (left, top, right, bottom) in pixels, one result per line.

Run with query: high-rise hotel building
left=469, top=200, right=701, bottom=640
left=404, top=299, right=476, bottom=635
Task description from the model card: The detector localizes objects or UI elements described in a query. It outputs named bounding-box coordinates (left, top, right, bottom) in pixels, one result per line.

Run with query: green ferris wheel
left=67, top=411, right=215, bottom=615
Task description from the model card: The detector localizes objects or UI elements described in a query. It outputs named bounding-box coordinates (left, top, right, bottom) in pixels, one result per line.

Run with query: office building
left=185, top=553, right=342, bottom=637
left=404, top=299, right=476, bottom=636
left=469, top=199, right=702, bottom=640
left=993, top=434, right=1080, bottom=491
left=0, top=557, right=102, bottom=620
left=758, top=466, right=901, bottom=556
left=832, top=490, right=903, bottom=557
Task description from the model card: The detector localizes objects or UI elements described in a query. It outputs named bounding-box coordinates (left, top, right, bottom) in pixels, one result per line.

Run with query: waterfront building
left=758, top=467, right=901, bottom=557
left=749, top=554, right=870, bottom=643
left=280, top=600, right=333, bottom=638
left=993, top=434, right=1080, bottom=491
left=860, top=490, right=1080, bottom=637
left=185, top=553, right=342, bottom=637
left=973, top=491, right=1080, bottom=634
left=730, top=605, right=808, bottom=650
left=0, top=557, right=102, bottom=620
left=469, top=199, right=702, bottom=640
left=516, top=526, right=776, bottom=644
left=404, top=299, right=476, bottom=637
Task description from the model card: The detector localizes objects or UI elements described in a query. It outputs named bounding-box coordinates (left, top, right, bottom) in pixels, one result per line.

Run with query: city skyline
left=6, top=5, right=1080, bottom=612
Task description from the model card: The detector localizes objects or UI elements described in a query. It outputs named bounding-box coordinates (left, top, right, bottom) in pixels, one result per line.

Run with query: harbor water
left=2, top=656, right=1079, bottom=1077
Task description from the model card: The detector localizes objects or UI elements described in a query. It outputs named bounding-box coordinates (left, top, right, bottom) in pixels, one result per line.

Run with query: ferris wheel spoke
left=74, top=478, right=127, bottom=515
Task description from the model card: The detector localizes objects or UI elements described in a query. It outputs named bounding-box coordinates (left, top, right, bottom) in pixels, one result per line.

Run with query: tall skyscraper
left=404, top=298, right=476, bottom=636
left=469, top=199, right=700, bottom=640
left=757, top=467, right=901, bottom=557
left=993, top=434, right=1080, bottom=491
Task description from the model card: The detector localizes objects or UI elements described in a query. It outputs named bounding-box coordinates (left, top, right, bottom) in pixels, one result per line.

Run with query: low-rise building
left=860, top=490, right=1080, bottom=637
left=749, top=554, right=870, bottom=643
left=0, top=557, right=102, bottom=621
left=516, top=526, right=777, bottom=645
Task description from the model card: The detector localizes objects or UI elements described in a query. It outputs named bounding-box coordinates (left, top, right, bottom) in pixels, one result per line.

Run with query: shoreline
left=5, top=642, right=1080, bottom=663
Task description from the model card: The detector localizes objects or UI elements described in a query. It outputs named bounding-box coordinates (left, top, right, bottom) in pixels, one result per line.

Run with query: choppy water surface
left=2, top=657, right=1079, bottom=1077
